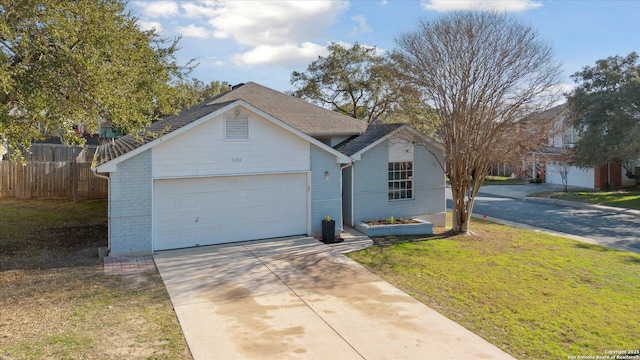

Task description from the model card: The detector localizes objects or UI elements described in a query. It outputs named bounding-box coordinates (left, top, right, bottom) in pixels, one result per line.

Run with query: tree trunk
left=449, top=167, right=486, bottom=234
left=450, top=181, right=473, bottom=233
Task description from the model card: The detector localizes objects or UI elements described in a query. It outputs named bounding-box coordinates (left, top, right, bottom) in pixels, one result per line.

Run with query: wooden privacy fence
left=0, top=161, right=108, bottom=200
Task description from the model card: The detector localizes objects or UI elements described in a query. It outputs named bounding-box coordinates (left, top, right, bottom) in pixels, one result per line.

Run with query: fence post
left=70, top=162, right=77, bottom=201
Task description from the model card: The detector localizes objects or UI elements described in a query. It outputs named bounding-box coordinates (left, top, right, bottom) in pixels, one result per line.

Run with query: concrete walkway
left=154, top=236, right=514, bottom=360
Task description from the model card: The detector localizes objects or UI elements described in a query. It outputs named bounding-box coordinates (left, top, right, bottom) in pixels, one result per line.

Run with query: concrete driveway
left=154, top=236, right=513, bottom=359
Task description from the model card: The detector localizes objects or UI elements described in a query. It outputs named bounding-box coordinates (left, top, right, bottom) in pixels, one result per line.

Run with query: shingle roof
left=94, top=82, right=367, bottom=168
left=208, top=82, right=367, bottom=136
left=94, top=100, right=233, bottom=167
left=333, top=123, right=404, bottom=156
left=519, top=103, right=568, bottom=123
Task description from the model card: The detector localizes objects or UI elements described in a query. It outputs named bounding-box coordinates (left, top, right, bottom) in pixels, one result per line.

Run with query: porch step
left=326, top=226, right=374, bottom=254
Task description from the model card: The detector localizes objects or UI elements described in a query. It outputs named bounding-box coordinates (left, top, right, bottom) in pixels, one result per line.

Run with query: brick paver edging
left=103, top=255, right=156, bottom=275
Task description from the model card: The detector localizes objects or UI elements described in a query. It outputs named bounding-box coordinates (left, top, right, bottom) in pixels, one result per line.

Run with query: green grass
left=347, top=217, right=640, bottom=359
left=482, top=176, right=527, bottom=186
left=529, top=189, right=640, bottom=210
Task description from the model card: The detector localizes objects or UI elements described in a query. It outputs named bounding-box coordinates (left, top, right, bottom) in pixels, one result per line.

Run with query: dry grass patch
left=348, top=217, right=640, bottom=359
left=0, top=199, right=190, bottom=360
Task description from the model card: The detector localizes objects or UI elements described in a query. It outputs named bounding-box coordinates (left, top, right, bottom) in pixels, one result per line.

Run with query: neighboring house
left=526, top=104, right=636, bottom=189
left=93, top=82, right=445, bottom=256
left=0, top=138, right=7, bottom=159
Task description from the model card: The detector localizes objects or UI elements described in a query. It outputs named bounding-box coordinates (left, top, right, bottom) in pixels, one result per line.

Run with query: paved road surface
left=446, top=184, right=640, bottom=253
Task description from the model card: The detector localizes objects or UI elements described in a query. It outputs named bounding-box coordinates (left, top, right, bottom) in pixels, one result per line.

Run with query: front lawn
left=348, top=217, right=640, bottom=359
left=482, top=175, right=527, bottom=186
left=529, top=189, right=640, bottom=210
left=0, top=199, right=191, bottom=359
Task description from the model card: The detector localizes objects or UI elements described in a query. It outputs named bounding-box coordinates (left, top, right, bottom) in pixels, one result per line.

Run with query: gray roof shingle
left=94, top=100, right=233, bottom=167
left=208, top=82, right=367, bottom=136
left=333, top=123, right=404, bottom=156
left=94, top=82, right=367, bottom=167
left=519, top=103, right=568, bottom=123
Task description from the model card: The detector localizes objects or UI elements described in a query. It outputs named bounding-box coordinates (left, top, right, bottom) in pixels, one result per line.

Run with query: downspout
left=92, top=170, right=111, bottom=254
left=340, top=162, right=353, bottom=230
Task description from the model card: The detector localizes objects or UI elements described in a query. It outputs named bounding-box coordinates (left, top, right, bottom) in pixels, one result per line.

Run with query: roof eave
left=242, top=104, right=352, bottom=164
left=308, top=131, right=365, bottom=137
left=94, top=101, right=242, bottom=173
left=350, top=125, right=444, bottom=160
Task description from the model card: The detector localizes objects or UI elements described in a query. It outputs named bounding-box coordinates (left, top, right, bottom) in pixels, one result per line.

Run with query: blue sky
left=128, top=0, right=640, bottom=93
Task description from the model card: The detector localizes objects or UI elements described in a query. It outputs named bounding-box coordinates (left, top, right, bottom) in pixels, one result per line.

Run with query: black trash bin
left=321, top=219, right=335, bottom=244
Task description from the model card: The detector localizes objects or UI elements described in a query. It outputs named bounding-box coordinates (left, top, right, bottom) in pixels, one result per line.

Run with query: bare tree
left=546, top=145, right=575, bottom=192
left=394, top=12, right=562, bottom=233
left=556, top=162, right=571, bottom=192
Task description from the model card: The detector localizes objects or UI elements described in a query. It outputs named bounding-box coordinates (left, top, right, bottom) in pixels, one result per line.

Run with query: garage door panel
left=153, top=173, right=308, bottom=251
left=155, top=196, right=176, bottom=210
left=237, top=206, right=300, bottom=224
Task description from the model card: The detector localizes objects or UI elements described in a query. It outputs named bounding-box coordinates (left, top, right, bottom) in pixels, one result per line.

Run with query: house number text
left=231, top=158, right=242, bottom=163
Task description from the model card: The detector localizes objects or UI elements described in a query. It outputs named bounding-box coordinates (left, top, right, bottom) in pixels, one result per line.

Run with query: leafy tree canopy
left=172, top=79, right=231, bottom=110
left=290, top=42, right=403, bottom=124
left=0, top=0, right=192, bottom=160
left=569, top=52, right=640, bottom=178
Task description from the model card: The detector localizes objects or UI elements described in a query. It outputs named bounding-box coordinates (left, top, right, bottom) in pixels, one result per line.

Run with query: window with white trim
left=388, top=161, right=413, bottom=200
left=225, top=115, right=249, bottom=140
left=562, top=124, right=581, bottom=146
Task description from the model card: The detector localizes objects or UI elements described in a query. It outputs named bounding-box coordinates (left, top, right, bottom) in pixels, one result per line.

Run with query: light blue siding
left=353, top=140, right=445, bottom=225
left=310, top=145, right=342, bottom=237
left=109, top=150, right=153, bottom=255
left=341, top=165, right=353, bottom=226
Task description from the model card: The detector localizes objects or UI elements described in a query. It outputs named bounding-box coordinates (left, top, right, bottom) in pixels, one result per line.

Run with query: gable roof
left=519, top=103, right=568, bottom=124
left=94, top=82, right=366, bottom=168
left=334, top=123, right=444, bottom=160
left=208, top=82, right=367, bottom=136
left=334, top=124, right=404, bottom=156
left=94, top=100, right=234, bottom=167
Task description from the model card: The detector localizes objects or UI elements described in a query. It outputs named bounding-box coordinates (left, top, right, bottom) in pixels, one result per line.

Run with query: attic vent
left=225, top=115, right=249, bottom=140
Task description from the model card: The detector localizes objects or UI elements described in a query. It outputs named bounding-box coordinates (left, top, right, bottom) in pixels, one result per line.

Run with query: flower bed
left=355, top=218, right=433, bottom=237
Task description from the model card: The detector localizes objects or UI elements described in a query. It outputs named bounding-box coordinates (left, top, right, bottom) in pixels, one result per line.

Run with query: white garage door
left=153, top=173, right=308, bottom=251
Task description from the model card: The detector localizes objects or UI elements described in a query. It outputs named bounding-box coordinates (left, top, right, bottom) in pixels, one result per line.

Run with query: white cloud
left=334, top=41, right=386, bottom=56
left=181, top=2, right=219, bottom=18
left=552, top=83, right=575, bottom=98
left=137, top=20, right=163, bottom=33
left=350, top=15, right=372, bottom=36
left=134, top=1, right=352, bottom=67
left=133, top=1, right=179, bottom=18
left=177, top=24, right=210, bottom=39
left=179, top=1, right=349, bottom=66
left=207, top=1, right=349, bottom=47
left=234, top=42, right=329, bottom=67
left=421, top=0, right=542, bottom=12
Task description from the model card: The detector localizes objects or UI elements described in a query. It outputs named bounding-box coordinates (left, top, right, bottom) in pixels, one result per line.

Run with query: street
left=446, top=185, right=640, bottom=253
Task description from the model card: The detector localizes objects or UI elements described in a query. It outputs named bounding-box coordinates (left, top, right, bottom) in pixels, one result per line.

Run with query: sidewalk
left=478, top=183, right=640, bottom=217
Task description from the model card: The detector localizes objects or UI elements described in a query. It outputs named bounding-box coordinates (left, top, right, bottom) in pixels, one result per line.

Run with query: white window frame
left=388, top=161, right=414, bottom=200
